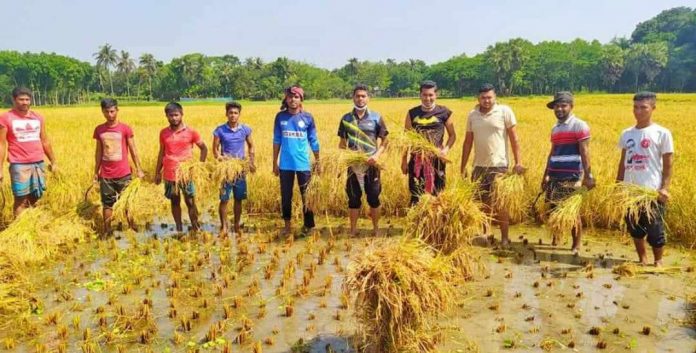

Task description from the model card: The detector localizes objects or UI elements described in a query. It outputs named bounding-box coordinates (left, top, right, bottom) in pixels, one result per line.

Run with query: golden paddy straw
left=406, top=179, right=487, bottom=254
left=547, top=189, right=587, bottom=236
left=212, top=158, right=250, bottom=185
left=491, top=173, right=527, bottom=223
left=391, top=130, right=450, bottom=163
left=344, top=238, right=455, bottom=353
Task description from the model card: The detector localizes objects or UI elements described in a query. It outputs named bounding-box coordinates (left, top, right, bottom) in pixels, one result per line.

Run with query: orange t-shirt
left=159, top=125, right=201, bottom=181
left=0, top=110, right=45, bottom=163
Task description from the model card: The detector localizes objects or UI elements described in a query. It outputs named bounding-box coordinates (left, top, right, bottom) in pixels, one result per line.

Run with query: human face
left=285, top=93, right=302, bottom=111
left=166, top=110, right=183, bottom=128
left=353, top=90, right=369, bottom=109
left=102, top=106, right=118, bottom=123
left=420, top=87, right=437, bottom=108
left=226, top=108, right=240, bottom=125
left=478, top=90, right=496, bottom=111
left=13, top=94, right=31, bottom=113
left=633, top=99, right=655, bottom=125
left=553, top=102, right=573, bottom=120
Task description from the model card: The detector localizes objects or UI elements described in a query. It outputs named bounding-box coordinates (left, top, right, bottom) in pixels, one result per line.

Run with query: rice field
left=0, top=94, right=695, bottom=352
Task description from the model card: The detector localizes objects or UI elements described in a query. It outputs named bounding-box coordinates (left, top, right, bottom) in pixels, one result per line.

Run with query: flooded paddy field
left=2, top=219, right=694, bottom=353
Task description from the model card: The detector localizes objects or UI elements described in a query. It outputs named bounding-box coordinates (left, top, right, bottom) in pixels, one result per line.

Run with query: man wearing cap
left=401, top=80, right=456, bottom=205
left=272, top=85, right=320, bottom=237
left=461, top=84, right=524, bottom=246
left=542, top=91, right=594, bottom=254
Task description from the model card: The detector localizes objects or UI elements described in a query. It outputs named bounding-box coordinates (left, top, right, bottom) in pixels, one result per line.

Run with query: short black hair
left=12, top=87, right=32, bottom=99
left=225, top=101, right=242, bottom=113
left=164, top=102, right=183, bottom=115
left=479, top=83, right=496, bottom=94
left=633, top=91, right=657, bottom=105
left=420, top=80, right=438, bottom=92
left=353, top=84, right=369, bottom=96
left=100, top=98, right=118, bottom=110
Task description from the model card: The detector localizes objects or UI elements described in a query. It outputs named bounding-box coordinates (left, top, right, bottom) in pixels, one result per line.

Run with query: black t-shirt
left=337, top=109, right=388, bottom=155
left=407, top=105, right=452, bottom=147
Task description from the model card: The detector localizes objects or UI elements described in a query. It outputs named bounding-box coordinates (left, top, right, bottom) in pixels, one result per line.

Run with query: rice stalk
left=111, top=178, right=142, bottom=224
left=391, top=130, right=450, bottom=163
left=491, top=173, right=527, bottom=222
left=212, top=158, right=250, bottom=184
left=547, top=189, right=587, bottom=236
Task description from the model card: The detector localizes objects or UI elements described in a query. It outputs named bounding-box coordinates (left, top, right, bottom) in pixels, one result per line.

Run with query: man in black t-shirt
left=338, top=84, right=388, bottom=236
left=401, top=80, right=456, bottom=205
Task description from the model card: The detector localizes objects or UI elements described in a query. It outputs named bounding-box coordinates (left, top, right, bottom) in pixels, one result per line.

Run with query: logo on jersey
left=298, top=120, right=306, bottom=129
left=640, top=138, right=651, bottom=148
left=11, top=119, right=40, bottom=143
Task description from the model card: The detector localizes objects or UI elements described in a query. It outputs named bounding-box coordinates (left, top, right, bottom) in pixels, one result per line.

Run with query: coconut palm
left=138, top=53, right=158, bottom=100
left=93, top=43, right=118, bottom=95
left=116, top=50, right=136, bottom=97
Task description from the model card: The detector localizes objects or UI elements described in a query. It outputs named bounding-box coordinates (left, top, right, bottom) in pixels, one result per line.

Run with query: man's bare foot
left=280, top=226, right=292, bottom=237
left=372, top=228, right=380, bottom=237
left=654, top=260, right=663, bottom=267
left=551, top=235, right=559, bottom=246
left=219, top=227, right=229, bottom=237
left=500, top=238, right=511, bottom=247
left=571, top=247, right=580, bottom=256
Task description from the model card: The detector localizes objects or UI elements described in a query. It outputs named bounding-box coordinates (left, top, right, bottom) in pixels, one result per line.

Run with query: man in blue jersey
left=272, top=85, right=320, bottom=236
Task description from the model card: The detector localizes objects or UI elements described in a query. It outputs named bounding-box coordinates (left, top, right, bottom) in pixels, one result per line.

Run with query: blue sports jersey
left=213, top=123, right=251, bottom=159
left=273, top=110, right=320, bottom=171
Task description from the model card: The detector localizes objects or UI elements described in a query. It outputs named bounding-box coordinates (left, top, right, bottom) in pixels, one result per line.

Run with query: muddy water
left=3, top=221, right=694, bottom=353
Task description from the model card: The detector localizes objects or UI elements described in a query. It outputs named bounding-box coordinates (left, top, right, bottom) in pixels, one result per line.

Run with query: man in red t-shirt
left=0, top=87, right=58, bottom=217
left=93, top=98, right=146, bottom=236
left=155, top=102, right=208, bottom=232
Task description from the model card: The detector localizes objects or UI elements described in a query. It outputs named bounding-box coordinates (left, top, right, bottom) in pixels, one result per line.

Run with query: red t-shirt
left=159, top=125, right=201, bottom=182
left=0, top=110, right=45, bottom=163
left=93, top=122, right=134, bottom=178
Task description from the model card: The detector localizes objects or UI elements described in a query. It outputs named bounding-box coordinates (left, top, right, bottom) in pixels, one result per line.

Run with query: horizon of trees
left=0, top=7, right=694, bottom=106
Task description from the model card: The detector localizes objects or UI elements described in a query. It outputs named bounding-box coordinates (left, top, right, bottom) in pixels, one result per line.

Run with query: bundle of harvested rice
left=491, top=173, right=527, bottom=222
left=391, top=131, right=450, bottom=163
left=112, top=178, right=142, bottom=224
left=617, top=184, right=661, bottom=224
left=344, top=239, right=455, bottom=353
left=547, top=189, right=587, bottom=236
left=406, top=180, right=487, bottom=254
left=175, top=160, right=210, bottom=186
left=212, top=158, right=250, bottom=184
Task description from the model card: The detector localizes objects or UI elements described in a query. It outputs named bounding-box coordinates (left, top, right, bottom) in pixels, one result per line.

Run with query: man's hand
left=541, top=176, right=549, bottom=190
left=657, top=188, right=670, bottom=203
left=154, top=172, right=162, bottom=185
left=93, top=174, right=99, bottom=183
left=249, top=163, right=257, bottom=174
left=366, top=155, right=378, bottom=167
left=400, top=159, right=408, bottom=175
left=49, top=163, right=58, bottom=174
left=513, top=164, right=526, bottom=175
left=461, top=167, right=468, bottom=179
left=313, top=161, right=322, bottom=175
left=582, top=175, right=596, bottom=190
left=136, top=169, right=145, bottom=179
left=273, top=164, right=279, bottom=177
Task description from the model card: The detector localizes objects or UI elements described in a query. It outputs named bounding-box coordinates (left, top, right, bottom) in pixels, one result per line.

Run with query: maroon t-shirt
left=93, top=122, right=134, bottom=178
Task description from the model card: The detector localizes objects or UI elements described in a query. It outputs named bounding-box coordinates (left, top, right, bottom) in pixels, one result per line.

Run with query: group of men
left=0, top=83, right=673, bottom=266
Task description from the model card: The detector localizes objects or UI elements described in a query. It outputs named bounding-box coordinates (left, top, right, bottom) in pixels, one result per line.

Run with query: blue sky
left=2, top=0, right=692, bottom=68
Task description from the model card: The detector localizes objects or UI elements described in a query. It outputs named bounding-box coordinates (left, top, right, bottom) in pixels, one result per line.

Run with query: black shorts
left=408, top=157, right=446, bottom=205
left=346, top=166, right=381, bottom=209
left=100, top=174, right=132, bottom=208
left=471, top=166, right=508, bottom=203
left=625, top=202, right=666, bottom=248
left=545, top=179, right=580, bottom=210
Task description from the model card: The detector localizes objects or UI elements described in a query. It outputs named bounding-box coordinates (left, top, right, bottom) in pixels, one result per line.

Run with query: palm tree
left=93, top=43, right=118, bottom=95
left=138, top=53, right=158, bottom=100
left=116, top=50, right=136, bottom=97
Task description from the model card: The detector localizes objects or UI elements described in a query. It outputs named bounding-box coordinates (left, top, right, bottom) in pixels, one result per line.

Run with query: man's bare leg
left=170, top=196, right=183, bottom=232
left=633, top=238, right=648, bottom=265
left=233, top=199, right=242, bottom=235
left=349, top=209, right=359, bottom=236
left=652, top=246, right=664, bottom=267
left=13, top=195, right=32, bottom=218
left=497, top=207, right=510, bottom=246
left=571, top=217, right=582, bottom=254
left=184, top=195, right=199, bottom=231
left=370, top=207, right=380, bottom=236
left=218, top=200, right=229, bottom=235
left=103, top=207, right=114, bottom=236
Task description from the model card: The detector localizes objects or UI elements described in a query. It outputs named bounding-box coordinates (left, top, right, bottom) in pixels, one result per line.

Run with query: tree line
left=0, top=7, right=694, bottom=105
